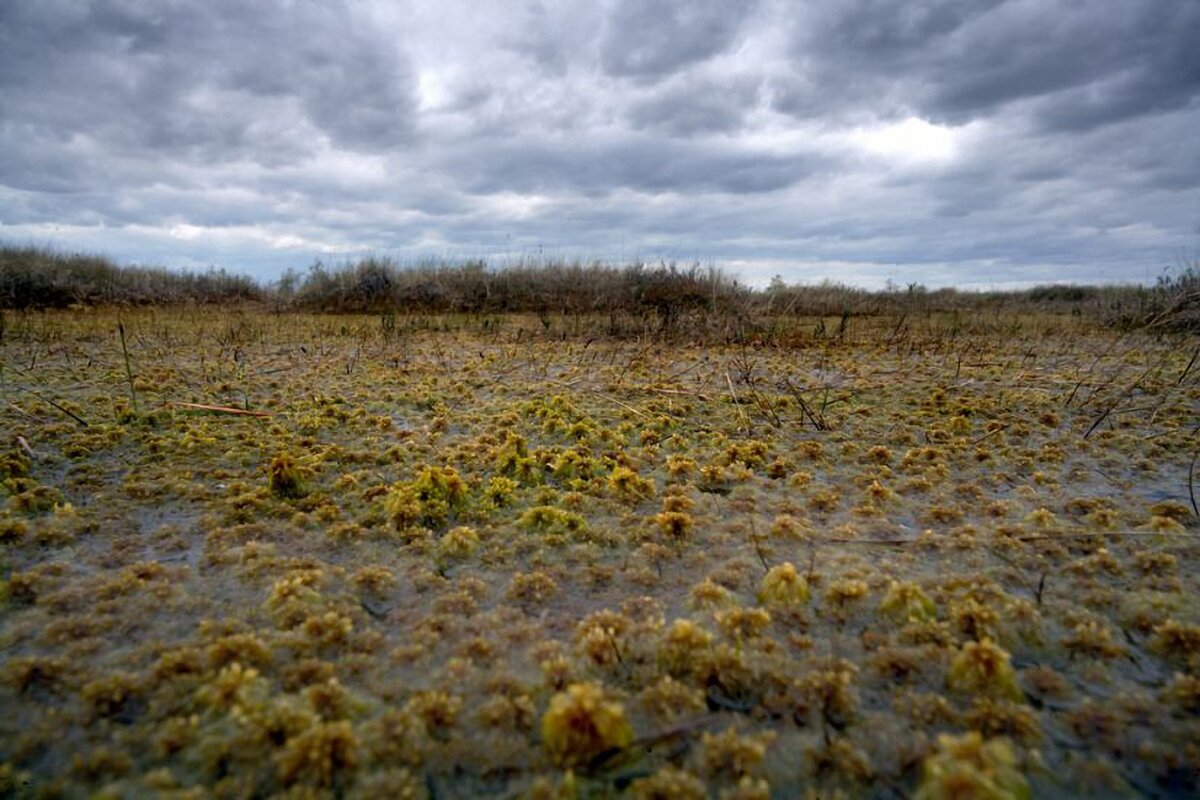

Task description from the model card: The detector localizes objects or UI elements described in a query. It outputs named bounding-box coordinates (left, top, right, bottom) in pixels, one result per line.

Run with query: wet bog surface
left=1, top=310, right=1197, bottom=798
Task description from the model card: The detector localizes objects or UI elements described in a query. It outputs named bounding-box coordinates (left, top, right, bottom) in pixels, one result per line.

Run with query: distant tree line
left=2, top=243, right=1196, bottom=333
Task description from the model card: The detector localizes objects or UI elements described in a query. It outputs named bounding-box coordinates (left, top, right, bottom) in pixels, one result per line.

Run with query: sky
left=1, top=0, right=1198, bottom=289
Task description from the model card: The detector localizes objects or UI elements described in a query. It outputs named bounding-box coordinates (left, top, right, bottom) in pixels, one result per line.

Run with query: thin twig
left=970, top=424, right=1010, bottom=447
left=810, top=530, right=1200, bottom=546
left=749, top=514, right=769, bottom=573
left=118, top=320, right=140, bottom=414
left=7, top=402, right=40, bottom=421
left=1017, top=531, right=1200, bottom=542
left=725, top=371, right=750, bottom=434
left=169, top=402, right=271, bottom=418
left=11, top=384, right=89, bottom=427
left=1190, top=451, right=1198, bottom=517
left=1083, top=367, right=1153, bottom=439
left=16, top=435, right=36, bottom=460
left=779, top=375, right=830, bottom=431
left=646, top=387, right=711, bottom=400
left=1178, top=346, right=1200, bottom=386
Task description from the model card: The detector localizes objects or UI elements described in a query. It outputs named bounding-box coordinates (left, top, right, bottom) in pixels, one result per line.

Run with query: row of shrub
left=0, top=245, right=262, bottom=308
left=3, top=243, right=1197, bottom=333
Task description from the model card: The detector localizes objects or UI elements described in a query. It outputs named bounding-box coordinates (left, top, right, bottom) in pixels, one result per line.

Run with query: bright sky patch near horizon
left=1, top=1, right=1197, bottom=289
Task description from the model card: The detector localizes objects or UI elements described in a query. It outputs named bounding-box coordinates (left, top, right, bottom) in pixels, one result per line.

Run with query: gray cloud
left=0, top=0, right=1197, bottom=288
left=0, top=1, right=415, bottom=178
left=600, top=0, right=758, bottom=80
left=787, top=0, right=1200, bottom=130
left=448, top=135, right=820, bottom=196
left=628, top=75, right=763, bottom=136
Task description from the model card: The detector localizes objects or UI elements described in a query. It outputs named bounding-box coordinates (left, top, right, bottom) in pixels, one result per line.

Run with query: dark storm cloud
left=627, top=75, right=763, bottom=136
left=450, top=135, right=819, bottom=196
left=0, top=0, right=415, bottom=185
left=599, top=0, right=759, bottom=80
left=787, top=0, right=1200, bottom=130
left=1, top=0, right=1197, bottom=287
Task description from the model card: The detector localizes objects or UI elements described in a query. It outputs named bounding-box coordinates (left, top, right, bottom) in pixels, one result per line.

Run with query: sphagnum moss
left=540, top=682, right=633, bottom=768
left=3, top=308, right=1198, bottom=797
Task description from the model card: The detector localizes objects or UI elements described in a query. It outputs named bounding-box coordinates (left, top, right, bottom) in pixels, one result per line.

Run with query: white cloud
left=850, top=117, right=962, bottom=163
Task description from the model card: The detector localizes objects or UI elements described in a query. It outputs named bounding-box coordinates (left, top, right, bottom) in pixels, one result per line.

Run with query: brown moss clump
left=869, top=646, right=926, bottom=683
left=699, top=725, right=775, bottom=780
left=386, top=464, right=469, bottom=529
left=660, top=619, right=714, bottom=676
left=825, top=578, right=869, bottom=623
left=807, top=487, right=841, bottom=513
left=947, top=640, right=1023, bottom=702
left=80, top=672, right=145, bottom=720
left=639, top=675, right=706, bottom=719
left=609, top=464, right=654, bottom=502
left=951, top=598, right=1000, bottom=642
left=506, top=571, right=560, bottom=605
left=540, top=682, right=633, bottom=767
left=652, top=510, right=694, bottom=542
left=0, top=517, right=27, bottom=544
left=1063, top=620, right=1126, bottom=660
left=267, top=452, right=306, bottom=498
left=769, top=513, right=811, bottom=541
left=794, top=659, right=859, bottom=727
left=437, top=525, right=480, bottom=562
left=630, top=766, right=707, bottom=800
left=208, top=633, right=272, bottom=670
left=666, top=455, right=697, bottom=478
left=277, top=719, right=359, bottom=787
left=806, top=735, right=873, bottom=784
left=1162, top=672, right=1200, bottom=716
left=302, top=611, right=354, bottom=649
left=477, top=690, right=536, bottom=732
left=879, top=581, right=936, bottom=622
left=690, top=578, right=735, bottom=611
left=864, top=445, right=893, bottom=464
left=516, top=505, right=588, bottom=536
left=5, top=655, right=76, bottom=697
left=1150, top=620, right=1200, bottom=669
left=406, top=690, right=462, bottom=737
left=716, top=607, right=772, bottom=642
left=964, top=699, right=1042, bottom=745
left=575, top=610, right=633, bottom=669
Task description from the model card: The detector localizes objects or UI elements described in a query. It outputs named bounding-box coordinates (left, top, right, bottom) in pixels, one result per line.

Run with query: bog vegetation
left=2, top=243, right=1199, bottom=334
left=0, top=243, right=1198, bottom=797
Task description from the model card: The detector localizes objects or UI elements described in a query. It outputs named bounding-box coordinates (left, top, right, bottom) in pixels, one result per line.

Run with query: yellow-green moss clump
left=914, top=732, right=1029, bottom=800
left=757, top=562, right=809, bottom=607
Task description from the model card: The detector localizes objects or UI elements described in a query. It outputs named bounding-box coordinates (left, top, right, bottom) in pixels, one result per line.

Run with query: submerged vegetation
left=0, top=248, right=1198, bottom=796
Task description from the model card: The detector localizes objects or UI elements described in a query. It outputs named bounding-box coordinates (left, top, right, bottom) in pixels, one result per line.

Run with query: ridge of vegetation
left=2, top=243, right=1197, bottom=335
